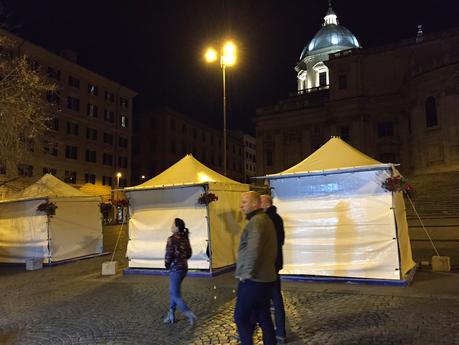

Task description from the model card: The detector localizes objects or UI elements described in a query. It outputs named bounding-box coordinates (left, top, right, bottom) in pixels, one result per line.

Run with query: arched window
left=425, top=96, right=438, bottom=128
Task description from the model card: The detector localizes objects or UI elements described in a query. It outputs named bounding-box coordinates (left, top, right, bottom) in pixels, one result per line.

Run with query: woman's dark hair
left=174, top=218, right=189, bottom=237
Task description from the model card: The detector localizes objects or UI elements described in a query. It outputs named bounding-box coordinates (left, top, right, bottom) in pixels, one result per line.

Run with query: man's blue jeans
left=169, top=269, right=190, bottom=312
left=234, top=279, right=276, bottom=345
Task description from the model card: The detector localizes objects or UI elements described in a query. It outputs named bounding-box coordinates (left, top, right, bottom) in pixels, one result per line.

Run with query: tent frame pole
left=204, top=184, right=213, bottom=273
left=391, top=191, right=403, bottom=280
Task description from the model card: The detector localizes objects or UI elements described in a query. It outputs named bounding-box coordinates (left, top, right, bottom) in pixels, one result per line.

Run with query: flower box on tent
left=124, top=155, right=249, bottom=273
left=258, top=137, right=416, bottom=282
left=0, top=174, right=103, bottom=264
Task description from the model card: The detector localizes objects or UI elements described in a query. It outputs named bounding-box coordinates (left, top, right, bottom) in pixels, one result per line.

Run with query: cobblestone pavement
left=1, top=257, right=459, bottom=345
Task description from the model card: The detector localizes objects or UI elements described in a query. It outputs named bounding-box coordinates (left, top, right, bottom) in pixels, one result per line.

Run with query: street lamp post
left=205, top=41, right=237, bottom=176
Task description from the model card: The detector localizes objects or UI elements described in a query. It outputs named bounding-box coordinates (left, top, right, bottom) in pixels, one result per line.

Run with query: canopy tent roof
left=125, top=154, right=245, bottom=191
left=262, top=137, right=393, bottom=179
left=0, top=174, right=95, bottom=203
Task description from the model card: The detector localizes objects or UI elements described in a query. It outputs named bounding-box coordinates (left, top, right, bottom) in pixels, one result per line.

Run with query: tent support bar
left=280, top=268, right=416, bottom=286
left=123, top=265, right=235, bottom=277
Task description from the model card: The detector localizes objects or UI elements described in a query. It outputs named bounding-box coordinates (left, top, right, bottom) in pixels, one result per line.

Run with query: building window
left=103, top=153, right=113, bottom=166
left=68, top=75, right=80, bottom=88
left=18, top=164, right=33, bottom=177
left=103, top=133, right=114, bottom=145
left=87, top=103, right=98, bottom=118
left=65, top=145, right=78, bottom=159
left=50, top=118, right=59, bottom=131
left=85, top=149, right=97, bottom=163
left=119, top=137, right=128, bottom=148
left=43, top=167, right=57, bottom=175
left=319, top=72, right=327, bottom=87
left=84, top=173, right=96, bottom=184
left=46, top=92, right=60, bottom=106
left=120, top=115, right=129, bottom=128
left=377, top=122, right=394, bottom=137
left=120, top=97, right=129, bottom=108
left=338, top=74, right=347, bottom=90
left=425, top=96, right=438, bottom=128
left=86, top=128, right=97, bottom=140
left=104, top=109, right=115, bottom=123
left=105, top=91, right=115, bottom=102
left=0, top=165, right=5, bottom=175
left=340, top=126, right=350, bottom=141
left=67, top=96, right=80, bottom=111
left=378, top=152, right=396, bottom=163
left=88, top=83, right=98, bottom=96
left=27, top=58, right=39, bottom=71
left=44, top=140, right=58, bottom=156
left=408, top=114, right=412, bottom=135
left=102, top=176, right=113, bottom=186
left=118, top=156, right=128, bottom=169
left=64, top=170, right=77, bottom=183
left=66, top=121, right=79, bottom=136
left=266, top=151, right=273, bottom=166
left=47, top=67, right=61, bottom=80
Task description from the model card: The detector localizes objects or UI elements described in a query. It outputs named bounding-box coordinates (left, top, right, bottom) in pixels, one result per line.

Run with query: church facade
left=255, top=5, right=459, bottom=178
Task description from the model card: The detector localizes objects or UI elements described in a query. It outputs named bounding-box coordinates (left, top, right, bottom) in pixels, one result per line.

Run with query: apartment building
left=0, top=29, right=137, bottom=191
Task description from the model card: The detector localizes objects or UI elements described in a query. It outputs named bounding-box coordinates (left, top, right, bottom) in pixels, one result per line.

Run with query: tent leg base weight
left=102, top=261, right=118, bottom=275
left=431, top=256, right=451, bottom=272
left=25, top=258, right=43, bottom=271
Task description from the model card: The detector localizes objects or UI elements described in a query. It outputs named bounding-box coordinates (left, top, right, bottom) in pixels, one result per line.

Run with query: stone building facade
left=0, top=29, right=136, bottom=193
left=256, top=9, right=459, bottom=179
left=132, top=107, right=252, bottom=184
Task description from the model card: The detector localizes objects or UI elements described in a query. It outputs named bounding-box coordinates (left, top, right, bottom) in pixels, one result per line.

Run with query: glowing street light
left=204, top=40, right=238, bottom=176
left=116, top=172, right=122, bottom=188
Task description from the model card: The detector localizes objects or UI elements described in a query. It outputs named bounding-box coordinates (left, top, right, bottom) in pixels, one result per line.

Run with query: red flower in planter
left=382, top=176, right=415, bottom=197
left=113, top=199, right=129, bottom=208
left=198, top=192, right=218, bottom=205
left=37, top=201, right=58, bottom=216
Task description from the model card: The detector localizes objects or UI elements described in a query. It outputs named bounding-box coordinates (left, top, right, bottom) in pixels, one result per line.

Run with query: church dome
left=299, top=4, right=361, bottom=60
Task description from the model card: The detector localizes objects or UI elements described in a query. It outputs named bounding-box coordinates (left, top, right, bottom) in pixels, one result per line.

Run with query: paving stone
left=1, top=257, right=459, bottom=344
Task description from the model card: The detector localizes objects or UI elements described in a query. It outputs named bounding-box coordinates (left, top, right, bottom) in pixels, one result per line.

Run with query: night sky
left=2, top=0, right=459, bottom=134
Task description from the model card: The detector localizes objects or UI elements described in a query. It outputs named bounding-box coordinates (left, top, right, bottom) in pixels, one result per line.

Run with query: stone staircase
left=404, top=172, right=459, bottom=268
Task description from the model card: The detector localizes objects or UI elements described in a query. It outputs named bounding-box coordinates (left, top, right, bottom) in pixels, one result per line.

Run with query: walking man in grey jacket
left=234, top=191, right=277, bottom=345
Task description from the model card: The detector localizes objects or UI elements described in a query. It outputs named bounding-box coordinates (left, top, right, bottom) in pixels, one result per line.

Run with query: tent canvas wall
left=0, top=174, right=103, bottom=263
left=125, top=155, right=249, bottom=271
left=262, top=137, right=416, bottom=281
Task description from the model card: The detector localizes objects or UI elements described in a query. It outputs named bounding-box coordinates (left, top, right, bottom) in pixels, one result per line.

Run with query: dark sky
left=2, top=0, right=459, bottom=134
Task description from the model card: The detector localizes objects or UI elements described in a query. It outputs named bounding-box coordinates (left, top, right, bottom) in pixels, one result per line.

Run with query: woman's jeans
left=169, top=269, right=190, bottom=312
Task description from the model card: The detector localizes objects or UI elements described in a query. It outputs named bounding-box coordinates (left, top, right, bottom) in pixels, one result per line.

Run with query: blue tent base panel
left=281, top=266, right=417, bottom=287
left=123, top=264, right=235, bottom=277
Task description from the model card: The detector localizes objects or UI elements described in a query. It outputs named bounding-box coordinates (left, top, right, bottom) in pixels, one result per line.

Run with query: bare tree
left=0, top=30, right=58, bottom=182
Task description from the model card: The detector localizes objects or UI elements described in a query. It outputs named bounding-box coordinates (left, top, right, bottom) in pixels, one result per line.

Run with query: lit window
left=120, top=115, right=129, bottom=128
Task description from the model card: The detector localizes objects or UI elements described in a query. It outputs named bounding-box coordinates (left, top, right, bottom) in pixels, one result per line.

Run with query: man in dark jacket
left=261, top=194, right=286, bottom=343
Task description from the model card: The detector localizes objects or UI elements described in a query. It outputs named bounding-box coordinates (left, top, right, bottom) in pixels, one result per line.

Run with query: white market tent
left=124, top=154, right=249, bottom=271
left=261, top=137, right=416, bottom=281
left=0, top=174, right=103, bottom=264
